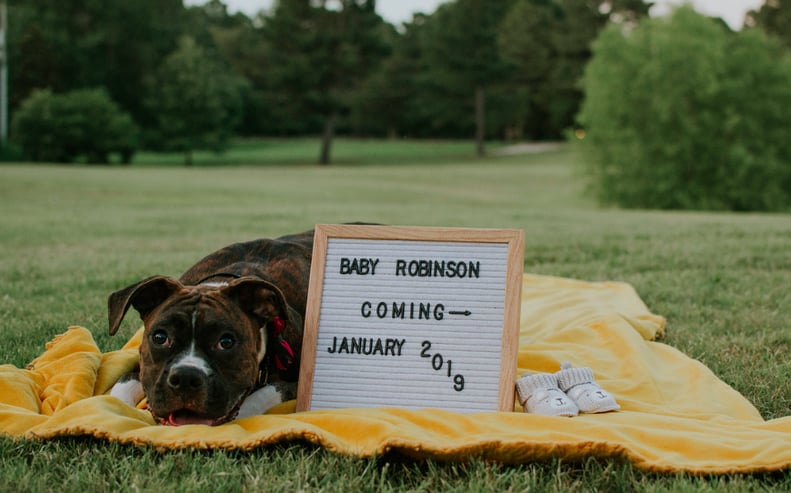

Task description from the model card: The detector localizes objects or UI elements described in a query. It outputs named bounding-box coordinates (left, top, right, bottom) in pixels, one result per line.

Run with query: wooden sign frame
left=296, top=224, right=524, bottom=413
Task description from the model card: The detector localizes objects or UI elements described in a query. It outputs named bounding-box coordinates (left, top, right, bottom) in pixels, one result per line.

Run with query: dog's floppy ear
left=221, top=276, right=303, bottom=380
left=108, top=275, right=185, bottom=336
left=220, top=276, right=290, bottom=323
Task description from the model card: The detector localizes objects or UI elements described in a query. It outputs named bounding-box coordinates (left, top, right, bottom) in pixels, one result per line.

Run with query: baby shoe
left=516, top=372, right=579, bottom=417
left=555, top=362, right=620, bottom=413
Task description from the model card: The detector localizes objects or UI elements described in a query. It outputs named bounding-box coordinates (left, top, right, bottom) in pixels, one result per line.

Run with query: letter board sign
left=296, top=224, right=524, bottom=413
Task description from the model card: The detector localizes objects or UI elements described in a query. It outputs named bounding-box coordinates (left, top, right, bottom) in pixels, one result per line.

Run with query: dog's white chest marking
left=110, top=378, right=145, bottom=407
left=236, top=385, right=283, bottom=419
left=257, top=327, right=267, bottom=364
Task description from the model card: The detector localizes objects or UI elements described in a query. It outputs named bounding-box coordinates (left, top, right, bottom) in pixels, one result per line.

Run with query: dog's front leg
left=236, top=383, right=295, bottom=419
left=110, top=371, right=145, bottom=408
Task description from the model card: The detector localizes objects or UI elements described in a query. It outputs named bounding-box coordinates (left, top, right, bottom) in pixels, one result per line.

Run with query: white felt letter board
left=296, top=224, right=524, bottom=413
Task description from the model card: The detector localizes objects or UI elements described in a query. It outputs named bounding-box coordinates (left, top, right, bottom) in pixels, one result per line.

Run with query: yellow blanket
left=2, top=274, right=790, bottom=474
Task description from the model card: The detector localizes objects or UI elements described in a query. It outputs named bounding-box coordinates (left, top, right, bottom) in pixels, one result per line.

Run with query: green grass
left=1, top=138, right=790, bottom=490
left=132, top=137, right=507, bottom=166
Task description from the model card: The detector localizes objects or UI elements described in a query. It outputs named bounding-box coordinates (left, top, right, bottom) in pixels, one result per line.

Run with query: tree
left=263, top=0, right=389, bottom=164
left=746, top=0, right=791, bottom=47
left=498, top=0, right=651, bottom=140
left=421, top=0, right=515, bottom=155
left=8, top=0, right=189, bottom=124
left=186, top=0, right=270, bottom=136
left=578, top=7, right=791, bottom=211
left=146, top=36, right=246, bottom=165
left=498, top=0, right=570, bottom=139
left=351, top=15, right=426, bottom=138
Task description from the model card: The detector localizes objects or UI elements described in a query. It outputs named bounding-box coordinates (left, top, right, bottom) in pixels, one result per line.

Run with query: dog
left=107, top=229, right=313, bottom=426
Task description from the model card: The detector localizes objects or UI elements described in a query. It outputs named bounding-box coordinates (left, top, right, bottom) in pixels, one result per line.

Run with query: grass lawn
left=132, top=137, right=508, bottom=167
left=0, top=138, right=789, bottom=491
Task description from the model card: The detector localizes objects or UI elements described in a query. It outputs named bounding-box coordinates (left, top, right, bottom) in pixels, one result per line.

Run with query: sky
left=186, top=0, right=767, bottom=30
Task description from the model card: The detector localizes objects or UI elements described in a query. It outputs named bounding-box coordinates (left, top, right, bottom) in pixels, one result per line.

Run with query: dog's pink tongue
left=167, top=411, right=217, bottom=427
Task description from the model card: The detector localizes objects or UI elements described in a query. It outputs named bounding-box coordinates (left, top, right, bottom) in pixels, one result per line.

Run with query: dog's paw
left=236, top=385, right=284, bottom=419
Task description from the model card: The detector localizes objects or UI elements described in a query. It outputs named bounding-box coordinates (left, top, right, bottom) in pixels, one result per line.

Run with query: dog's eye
left=151, top=330, right=169, bottom=346
left=217, top=334, right=235, bottom=350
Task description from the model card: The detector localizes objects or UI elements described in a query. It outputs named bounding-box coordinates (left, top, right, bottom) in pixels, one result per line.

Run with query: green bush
left=577, top=7, right=791, bottom=211
left=11, top=88, right=138, bottom=164
left=0, top=143, right=25, bottom=162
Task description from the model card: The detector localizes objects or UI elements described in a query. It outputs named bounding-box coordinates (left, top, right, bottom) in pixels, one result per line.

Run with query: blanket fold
left=2, top=274, right=790, bottom=474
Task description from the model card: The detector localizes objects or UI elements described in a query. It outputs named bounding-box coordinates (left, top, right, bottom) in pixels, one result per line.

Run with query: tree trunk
left=319, top=111, right=337, bottom=166
left=475, top=85, right=486, bottom=157
left=185, top=148, right=193, bottom=166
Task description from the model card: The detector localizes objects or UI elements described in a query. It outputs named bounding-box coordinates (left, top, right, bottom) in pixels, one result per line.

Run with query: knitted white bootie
left=516, top=373, right=579, bottom=417
left=555, top=362, right=620, bottom=413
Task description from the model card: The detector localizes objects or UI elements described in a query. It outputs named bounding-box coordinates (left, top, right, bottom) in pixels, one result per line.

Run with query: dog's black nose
left=167, top=367, right=205, bottom=391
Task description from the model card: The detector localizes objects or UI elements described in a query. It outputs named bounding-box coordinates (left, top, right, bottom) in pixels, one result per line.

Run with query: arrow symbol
left=448, top=310, right=472, bottom=316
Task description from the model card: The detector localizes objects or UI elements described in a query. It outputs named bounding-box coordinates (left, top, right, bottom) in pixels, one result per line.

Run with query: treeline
left=7, top=0, right=651, bottom=164
left=8, top=0, right=791, bottom=186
